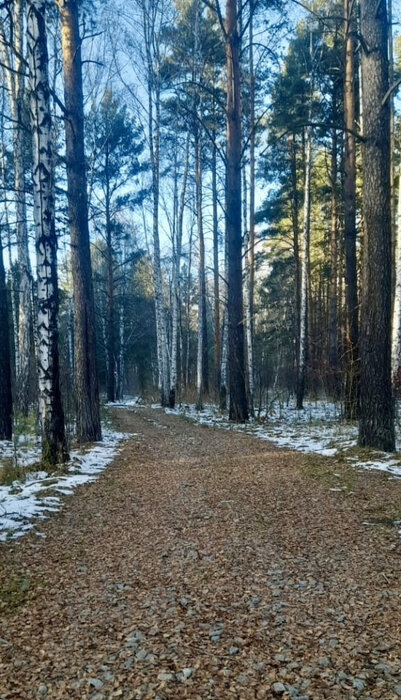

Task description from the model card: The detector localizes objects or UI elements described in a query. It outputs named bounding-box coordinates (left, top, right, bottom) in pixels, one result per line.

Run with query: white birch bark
left=142, top=0, right=169, bottom=405
left=170, top=133, right=189, bottom=407
left=297, top=123, right=312, bottom=409
left=27, top=0, right=66, bottom=464
left=0, top=2, right=32, bottom=413
left=391, top=170, right=401, bottom=384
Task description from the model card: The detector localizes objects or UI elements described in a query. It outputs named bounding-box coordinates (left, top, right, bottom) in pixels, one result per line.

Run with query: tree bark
left=358, top=0, right=394, bottom=451
left=169, top=133, right=189, bottom=408
left=0, top=232, right=12, bottom=440
left=343, top=0, right=359, bottom=419
left=392, top=170, right=401, bottom=388
left=296, top=122, right=312, bottom=410
left=27, top=0, right=67, bottom=465
left=57, top=0, right=101, bottom=442
left=0, top=0, right=33, bottom=415
left=225, top=0, right=248, bottom=421
left=212, top=140, right=221, bottom=399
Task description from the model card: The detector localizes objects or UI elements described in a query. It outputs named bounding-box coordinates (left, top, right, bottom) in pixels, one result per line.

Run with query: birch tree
left=27, top=0, right=67, bottom=465
left=0, top=231, right=12, bottom=440
left=0, top=0, right=33, bottom=415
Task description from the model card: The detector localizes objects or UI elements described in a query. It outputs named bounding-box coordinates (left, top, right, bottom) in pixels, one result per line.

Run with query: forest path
left=1, top=406, right=401, bottom=699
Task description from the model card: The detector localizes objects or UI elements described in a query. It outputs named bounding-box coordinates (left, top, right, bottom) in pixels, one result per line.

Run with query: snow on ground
left=160, top=400, right=401, bottom=479
left=0, top=427, right=131, bottom=542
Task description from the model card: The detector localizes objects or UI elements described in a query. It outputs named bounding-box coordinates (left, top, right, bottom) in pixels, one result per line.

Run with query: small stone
left=157, top=672, right=173, bottom=681
left=38, top=684, right=47, bottom=695
left=136, top=649, right=148, bottom=661
left=353, top=678, right=366, bottom=691
left=394, top=685, right=401, bottom=697
left=337, top=671, right=349, bottom=681
left=180, top=596, right=189, bottom=607
left=317, top=657, right=331, bottom=667
left=182, top=668, right=193, bottom=679
left=272, top=682, right=286, bottom=696
left=229, top=646, right=239, bottom=655
left=89, top=678, right=103, bottom=690
left=236, top=674, right=247, bottom=684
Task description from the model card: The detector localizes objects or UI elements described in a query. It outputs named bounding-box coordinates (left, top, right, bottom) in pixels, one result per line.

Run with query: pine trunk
left=358, top=0, right=394, bottom=450
left=27, top=0, right=67, bottom=465
left=225, top=0, right=248, bottom=422
left=57, top=0, right=101, bottom=442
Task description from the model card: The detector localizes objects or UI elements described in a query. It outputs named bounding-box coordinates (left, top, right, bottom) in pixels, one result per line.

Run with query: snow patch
left=0, top=427, right=130, bottom=542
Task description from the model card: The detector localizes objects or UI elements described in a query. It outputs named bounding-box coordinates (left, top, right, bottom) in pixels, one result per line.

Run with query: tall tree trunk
left=212, top=140, right=221, bottom=399
left=392, top=171, right=401, bottom=388
left=105, top=169, right=115, bottom=403
left=57, top=0, right=101, bottom=442
left=170, top=133, right=189, bottom=408
left=141, top=0, right=169, bottom=405
left=245, top=0, right=255, bottom=416
left=0, top=0, right=33, bottom=415
left=195, top=126, right=208, bottom=409
left=0, top=232, right=12, bottom=440
left=343, top=0, right=359, bottom=419
left=328, top=120, right=339, bottom=397
left=289, top=134, right=301, bottom=397
left=358, top=0, right=394, bottom=451
left=225, top=0, right=248, bottom=421
left=296, top=122, right=312, bottom=410
left=27, top=0, right=67, bottom=465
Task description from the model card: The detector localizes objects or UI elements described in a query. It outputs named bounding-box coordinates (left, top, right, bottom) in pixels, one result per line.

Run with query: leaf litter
left=0, top=406, right=401, bottom=699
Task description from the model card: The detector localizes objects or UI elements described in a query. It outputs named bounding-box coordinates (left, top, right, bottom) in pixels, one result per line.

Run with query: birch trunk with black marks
left=245, top=1, right=255, bottom=416
left=391, top=171, right=401, bottom=388
left=328, top=118, right=339, bottom=397
left=0, top=0, right=33, bottom=415
left=27, top=0, right=67, bottom=465
left=169, top=134, right=189, bottom=408
left=296, top=122, right=312, bottom=410
left=358, top=0, right=394, bottom=451
left=212, top=141, right=221, bottom=399
left=0, top=231, right=12, bottom=440
left=57, top=0, right=101, bottom=442
left=225, top=0, right=248, bottom=421
left=343, top=0, right=359, bottom=419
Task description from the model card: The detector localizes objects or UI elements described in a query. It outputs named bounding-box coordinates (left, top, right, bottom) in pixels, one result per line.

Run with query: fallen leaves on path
left=1, top=406, right=401, bottom=699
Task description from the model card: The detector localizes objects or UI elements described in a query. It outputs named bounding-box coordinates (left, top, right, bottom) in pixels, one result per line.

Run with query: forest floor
left=1, top=405, right=401, bottom=700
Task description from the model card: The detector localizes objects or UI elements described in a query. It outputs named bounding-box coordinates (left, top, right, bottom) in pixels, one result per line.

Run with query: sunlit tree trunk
left=27, top=0, right=67, bottom=465
left=391, top=171, right=401, bottom=386
left=57, top=0, right=101, bottom=441
left=245, top=0, right=255, bottom=416
left=343, top=0, right=359, bottom=419
left=212, top=140, right=221, bottom=399
left=225, top=0, right=248, bottom=421
left=296, top=122, right=312, bottom=410
left=169, top=133, right=189, bottom=408
left=358, top=0, right=394, bottom=451
left=0, top=0, right=33, bottom=415
left=0, top=231, right=12, bottom=440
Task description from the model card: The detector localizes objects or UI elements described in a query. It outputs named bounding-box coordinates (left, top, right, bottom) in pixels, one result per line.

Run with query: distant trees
left=0, top=0, right=399, bottom=464
left=87, top=89, right=145, bottom=402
